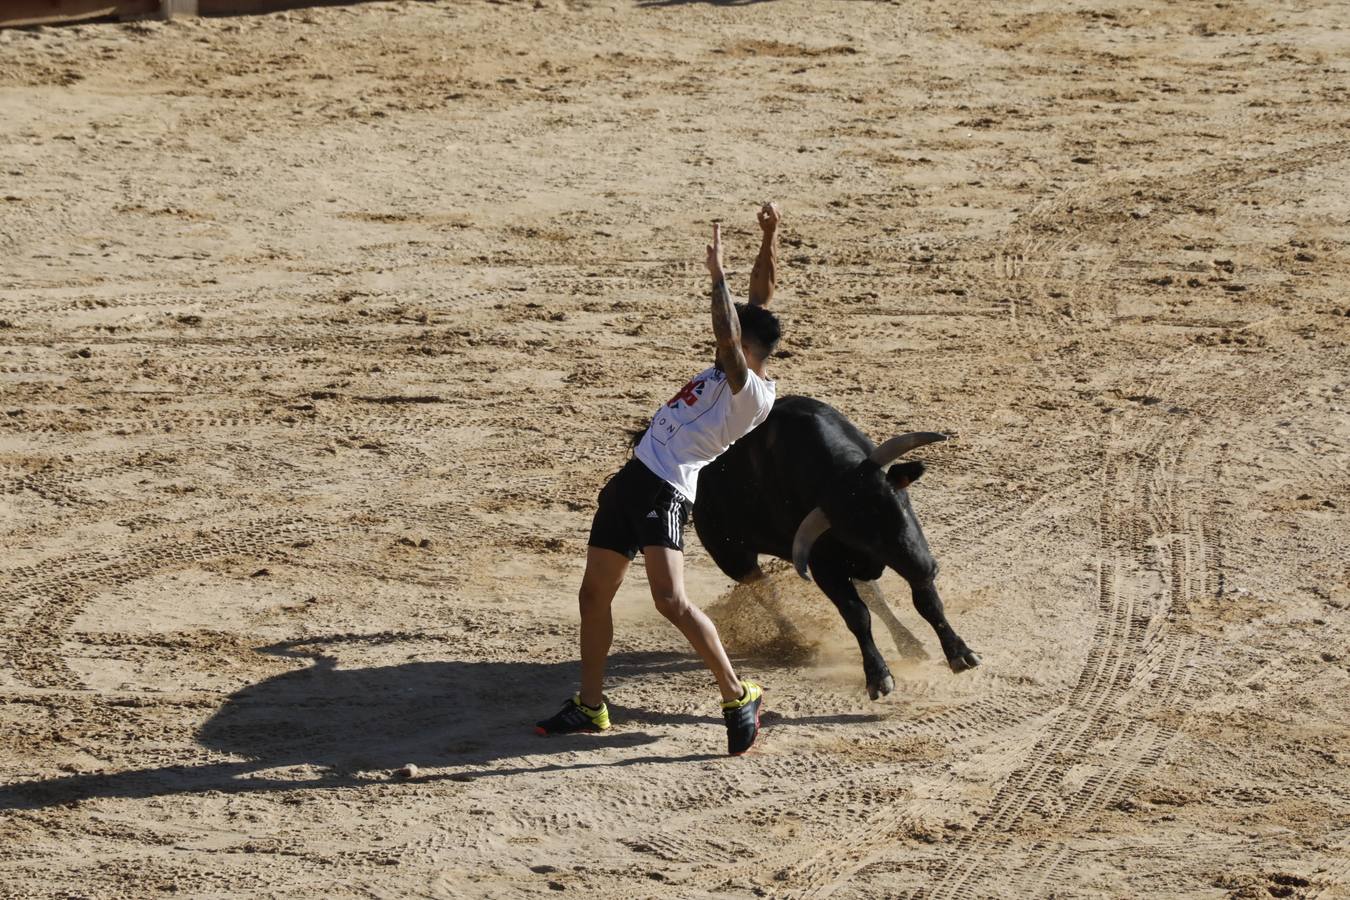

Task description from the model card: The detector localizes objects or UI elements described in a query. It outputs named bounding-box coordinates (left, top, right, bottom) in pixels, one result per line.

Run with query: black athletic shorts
left=587, top=457, right=693, bottom=560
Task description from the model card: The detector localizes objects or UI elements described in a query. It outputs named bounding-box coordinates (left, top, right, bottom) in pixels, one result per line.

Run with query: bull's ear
left=887, top=461, right=925, bottom=490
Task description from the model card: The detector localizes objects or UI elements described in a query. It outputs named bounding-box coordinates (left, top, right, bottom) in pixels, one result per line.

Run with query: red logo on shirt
left=668, top=378, right=704, bottom=408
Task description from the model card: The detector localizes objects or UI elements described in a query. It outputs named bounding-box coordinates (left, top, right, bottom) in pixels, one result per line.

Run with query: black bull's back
left=693, top=395, right=878, bottom=581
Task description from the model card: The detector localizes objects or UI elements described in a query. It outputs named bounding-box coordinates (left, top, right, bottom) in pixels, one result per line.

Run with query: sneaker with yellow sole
left=535, top=695, right=611, bottom=735
left=722, top=680, right=763, bottom=755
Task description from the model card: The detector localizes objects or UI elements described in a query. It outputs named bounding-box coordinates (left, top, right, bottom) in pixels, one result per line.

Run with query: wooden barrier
left=1, top=0, right=158, bottom=26
left=0, top=0, right=353, bottom=27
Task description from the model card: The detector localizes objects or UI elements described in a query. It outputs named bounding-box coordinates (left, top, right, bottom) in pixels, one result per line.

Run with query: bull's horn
left=792, top=508, right=831, bottom=581
left=869, top=432, right=947, bottom=467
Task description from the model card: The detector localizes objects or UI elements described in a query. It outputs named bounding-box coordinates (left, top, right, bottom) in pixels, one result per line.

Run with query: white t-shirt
left=635, top=366, right=776, bottom=502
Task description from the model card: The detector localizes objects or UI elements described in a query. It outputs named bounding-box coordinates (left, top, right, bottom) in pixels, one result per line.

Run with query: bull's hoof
left=867, top=675, right=895, bottom=700
left=947, top=651, right=981, bottom=673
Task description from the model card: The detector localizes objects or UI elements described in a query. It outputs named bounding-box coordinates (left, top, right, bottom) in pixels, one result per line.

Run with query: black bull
left=693, top=395, right=981, bottom=699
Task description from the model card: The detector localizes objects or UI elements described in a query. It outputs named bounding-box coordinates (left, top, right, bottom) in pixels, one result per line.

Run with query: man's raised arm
left=748, top=201, right=780, bottom=308
left=707, top=223, right=749, bottom=393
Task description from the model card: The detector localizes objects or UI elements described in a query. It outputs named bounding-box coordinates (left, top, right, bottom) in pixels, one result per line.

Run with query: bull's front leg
left=910, top=581, right=980, bottom=673
left=854, top=579, right=929, bottom=662
left=810, top=560, right=894, bottom=700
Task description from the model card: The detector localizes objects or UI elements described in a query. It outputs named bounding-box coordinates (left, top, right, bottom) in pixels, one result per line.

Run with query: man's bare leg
left=643, top=545, right=743, bottom=702
left=578, top=546, right=630, bottom=708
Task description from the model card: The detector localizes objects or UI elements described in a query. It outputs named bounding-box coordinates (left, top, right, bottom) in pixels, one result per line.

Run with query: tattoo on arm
left=749, top=230, right=777, bottom=307
left=711, top=278, right=749, bottom=393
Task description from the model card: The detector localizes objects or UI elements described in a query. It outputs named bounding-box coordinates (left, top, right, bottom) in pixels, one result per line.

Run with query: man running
left=536, top=202, right=783, bottom=755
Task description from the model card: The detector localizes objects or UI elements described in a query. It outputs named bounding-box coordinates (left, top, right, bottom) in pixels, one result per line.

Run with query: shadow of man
left=0, top=638, right=705, bottom=811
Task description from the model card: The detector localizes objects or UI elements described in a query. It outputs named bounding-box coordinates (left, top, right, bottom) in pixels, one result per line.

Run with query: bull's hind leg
left=910, top=581, right=980, bottom=673
left=809, top=559, right=893, bottom=700
left=854, top=579, right=929, bottom=662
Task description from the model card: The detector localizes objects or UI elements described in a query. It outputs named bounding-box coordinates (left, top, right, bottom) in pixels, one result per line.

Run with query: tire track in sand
left=0, top=515, right=360, bottom=689
left=999, top=141, right=1348, bottom=327
left=761, top=348, right=1290, bottom=899
left=896, top=353, right=1287, bottom=899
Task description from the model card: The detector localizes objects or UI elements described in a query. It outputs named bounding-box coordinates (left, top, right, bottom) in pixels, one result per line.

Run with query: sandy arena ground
left=1, top=0, right=1348, bottom=896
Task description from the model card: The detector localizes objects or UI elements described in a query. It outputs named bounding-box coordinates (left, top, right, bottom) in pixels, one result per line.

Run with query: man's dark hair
left=736, top=302, right=782, bottom=357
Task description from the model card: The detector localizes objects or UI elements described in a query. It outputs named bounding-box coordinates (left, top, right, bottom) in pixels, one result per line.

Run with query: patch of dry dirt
left=1, top=1, right=1347, bottom=897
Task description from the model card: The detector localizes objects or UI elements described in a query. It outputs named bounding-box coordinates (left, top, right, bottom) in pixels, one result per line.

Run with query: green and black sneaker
left=722, top=680, right=763, bottom=756
left=535, top=695, right=611, bottom=735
